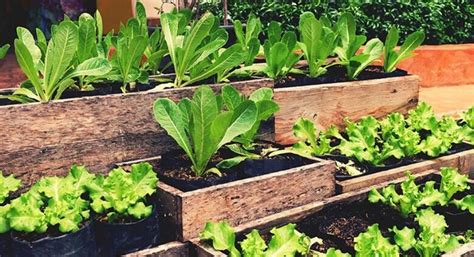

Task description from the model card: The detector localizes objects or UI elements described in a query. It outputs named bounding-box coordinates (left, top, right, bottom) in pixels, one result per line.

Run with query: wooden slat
left=125, top=159, right=336, bottom=242
left=274, top=75, right=419, bottom=145
left=0, top=79, right=273, bottom=188
left=441, top=242, right=474, bottom=257
left=336, top=149, right=474, bottom=193
left=122, top=241, right=190, bottom=257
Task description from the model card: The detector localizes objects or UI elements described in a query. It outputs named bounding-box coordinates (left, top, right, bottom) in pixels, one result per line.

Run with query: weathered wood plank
left=441, top=242, right=474, bottom=257
left=274, top=75, right=420, bottom=145
left=122, top=241, right=190, bottom=257
left=0, top=79, right=273, bottom=187
left=336, top=149, right=474, bottom=193
left=119, top=159, right=336, bottom=242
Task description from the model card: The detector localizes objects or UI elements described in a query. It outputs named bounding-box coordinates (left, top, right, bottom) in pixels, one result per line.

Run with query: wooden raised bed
left=0, top=78, right=273, bottom=188
left=118, top=157, right=336, bottom=242
left=194, top=169, right=448, bottom=257
left=122, top=241, right=190, bottom=257
left=274, top=75, right=420, bottom=145
left=337, top=148, right=474, bottom=193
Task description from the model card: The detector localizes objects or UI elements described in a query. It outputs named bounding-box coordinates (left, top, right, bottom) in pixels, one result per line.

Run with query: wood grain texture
left=122, top=241, right=190, bottom=257
left=336, top=149, right=474, bottom=193
left=274, top=75, right=420, bottom=145
left=149, top=160, right=336, bottom=241
left=0, top=79, right=273, bottom=188
left=194, top=169, right=439, bottom=257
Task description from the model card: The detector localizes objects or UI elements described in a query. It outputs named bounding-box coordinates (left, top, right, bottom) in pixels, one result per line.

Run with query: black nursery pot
left=10, top=220, right=96, bottom=257
left=95, top=205, right=160, bottom=257
left=0, top=232, right=11, bottom=257
left=239, top=154, right=309, bottom=178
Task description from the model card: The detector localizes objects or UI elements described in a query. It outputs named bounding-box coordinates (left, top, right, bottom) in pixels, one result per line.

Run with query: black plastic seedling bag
left=10, top=221, right=96, bottom=257
left=95, top=206, right=160, bottom=257
left=0, top=232, right=11, bottom=257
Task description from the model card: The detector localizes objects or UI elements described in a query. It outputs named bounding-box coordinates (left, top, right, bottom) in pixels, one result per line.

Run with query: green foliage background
left=198, top=0, right=474, bottom=45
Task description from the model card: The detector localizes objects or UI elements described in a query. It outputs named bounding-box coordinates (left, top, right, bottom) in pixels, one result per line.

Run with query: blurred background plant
left=198, top=0, right=474, bottom=45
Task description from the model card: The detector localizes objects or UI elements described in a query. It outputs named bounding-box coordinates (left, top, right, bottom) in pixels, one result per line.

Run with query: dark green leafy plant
left=383, top=27, right=425, bottom=73
left=334, top=13, right=383, bottom=80
left=200, top=221, right=311, bottom=257
left=153, top=85, right=257, bottom=176
left=215, top=86, right=279, bottom=169
left=108, top=2, right=149, bottom=92
left=298, top=12, right=337, bottom=78
left=0, top=44, right=9, bottom=60
left=89, top=162, right=158, bottom=222
left=9, top=20, right=111, bottom=103
left=260, top=21, right=302, bottom=79
left=161, top=12, right=245, bottom=88
left=233, top=14, right=262, bottom=66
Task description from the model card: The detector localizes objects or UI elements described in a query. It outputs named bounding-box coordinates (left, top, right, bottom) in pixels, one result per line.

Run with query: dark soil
left=11, top=220, right=91, bottom=243
left=159, top=142, right=314, bottom=192
left=274, top=65, right=407, bottom=88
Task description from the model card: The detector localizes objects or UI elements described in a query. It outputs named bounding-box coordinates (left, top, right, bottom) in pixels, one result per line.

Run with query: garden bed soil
left=158, top=142, right=312, bottom=192
left=273, top=74, right=419, bottom=145
left=274, top=65, right=407, bottom=88
left=0, top=78, right=273, bottom=190
left=117, top=156, right=336, bottom=242
left=336, top=148, right=474, bottom=193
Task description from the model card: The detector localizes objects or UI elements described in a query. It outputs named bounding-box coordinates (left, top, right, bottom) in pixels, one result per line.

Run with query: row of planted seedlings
left=0, top=162, right=161, bottom=257
left=0, top=2, right=422, bottom=182
left=198, top=167, right=474, bottom=257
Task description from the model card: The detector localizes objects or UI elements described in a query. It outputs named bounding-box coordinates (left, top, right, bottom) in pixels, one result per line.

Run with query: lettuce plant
left=391, top=208, right=464, bottom=257
left=369, top=168, right=470, bottom=217
left=270, top=118, right=334, bottom=159
left=10, top=20, right=111, bottom=103
left=89, top=162, right=158, bottom=222
left=0, top=171, right=21, bottom=234
left=298, top=12, right=337, bottom=78
left=383, top=27, right=425, bottom=73
left=353, top=224, right=399, bottom=257
left=260, top=21, right=302, bottom=79
left=334, top=13, right=383, bottom=80
left=200, top=221, right=311, bottom=257
left=451, top=195, right=474, bottom=214
left=380, top=113, right=421, bottom=158
left=153, top=85, right=257, bottom=176
left=0, top=171, right=21, bottom=205
left=234, top=14, right=262, bottom=66
left=0, top=44, right=9, bottom=60
left=161, top=12, right=245, bottom=88
left=7, top=165, right=95, bottom=234
left=462, top=107, right=474, bottom=129
left=215, top=86, right=279, bottom=169
left=313, top=248, right=351, bottom=257
left=407, top=102, right=436, bottom=131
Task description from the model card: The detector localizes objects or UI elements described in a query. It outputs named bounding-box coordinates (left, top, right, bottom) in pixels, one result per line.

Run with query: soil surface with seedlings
left=274, top=65, right=407, bottom=88
left=159, top=142, right=315, bottom=191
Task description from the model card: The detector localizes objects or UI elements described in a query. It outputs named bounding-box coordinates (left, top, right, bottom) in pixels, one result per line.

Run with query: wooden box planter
left=336, top=148, right=474, bottom=193
left=0, top=78, right=273, bottom=188
left=122, top=241, right=190, bottom=257
left=118, top=157, right=336, bottom=242
left=274, top=75, right=420, bottom=145
left=195, top=169, right=465, bottom=257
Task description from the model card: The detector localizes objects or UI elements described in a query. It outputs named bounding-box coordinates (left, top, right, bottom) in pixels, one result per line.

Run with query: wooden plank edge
left=122, top=241, right=190, bottom=257
left=441, top=242, right=474, bottom=257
